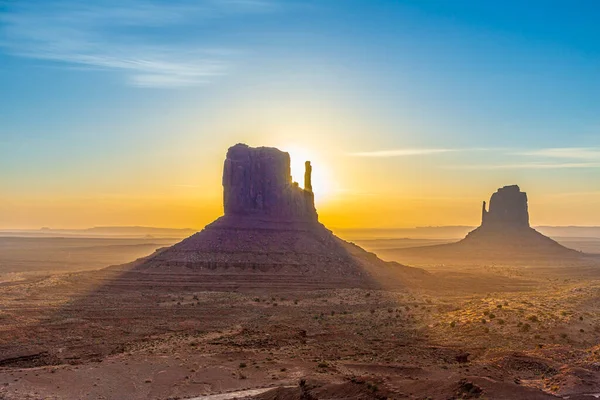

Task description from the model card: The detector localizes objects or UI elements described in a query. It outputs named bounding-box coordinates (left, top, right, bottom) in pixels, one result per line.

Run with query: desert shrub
left=520, top=323, right=531, bottom=332
left=450, top=321, right=456, bottom=328
left=239, top=362, right=247, bottom=368
left=489, top=313, right=496, bottom=319
left=481, top=318, right=487, bottom=324
left=528, top=315, right=539, bottom=323
left=294, top=300, right=298, bottom=305
left=483, top=311, right=489, bottom=316
left=560, top=333, right=568, bottom=339
left=317, top=362, right=328, bottom=368
left=366, top=383, right=378, bottom=392
left=579, top=316, right=584, bottom=321
left=497, top=319, right=505, bottom=325
left=497, top=304, right=503, bottom=309
left=580, top=329, right=585, bottom=333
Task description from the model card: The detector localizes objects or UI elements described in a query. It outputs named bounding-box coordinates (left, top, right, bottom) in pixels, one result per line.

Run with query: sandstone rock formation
left=222, top=144, right=317, bottom=220
left=460, top=185, right=579, bottom=258
left=120, top=143, right=426, bottom=290
left=481, top=185, right=529, bottom=229
left=395, top=185, right=581, bottom=262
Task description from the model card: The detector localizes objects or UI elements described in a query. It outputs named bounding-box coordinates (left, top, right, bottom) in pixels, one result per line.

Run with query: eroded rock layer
left=395, top=185, right=581, bottom=262
left=222, top=144, right=317, bottom=220
left=481, top=185, right=530, bottom=229
left=122, top=144, right=426, bottom=290
left=462, top=185, right=574, bottom=255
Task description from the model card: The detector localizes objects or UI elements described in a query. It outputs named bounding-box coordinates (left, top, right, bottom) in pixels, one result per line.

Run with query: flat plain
left=1, top=235, right=600, bottom=399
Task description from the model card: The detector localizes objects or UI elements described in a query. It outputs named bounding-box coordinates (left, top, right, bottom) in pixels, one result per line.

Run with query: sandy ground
left=1, top=237, right=600, bottom=399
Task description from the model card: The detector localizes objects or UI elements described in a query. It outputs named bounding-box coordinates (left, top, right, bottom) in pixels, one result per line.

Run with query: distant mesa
left=397, top=185, right=581, bottom=262
left=462, top=185, right=576, bottom=254
left=118, top=143, right=426, bottom=290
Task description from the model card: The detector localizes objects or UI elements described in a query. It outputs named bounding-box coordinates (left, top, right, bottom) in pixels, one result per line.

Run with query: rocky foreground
left=1, top=262, right=600, bottom=399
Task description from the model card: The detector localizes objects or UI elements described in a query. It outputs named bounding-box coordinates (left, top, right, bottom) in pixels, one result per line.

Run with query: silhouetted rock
left=121, top=143, right=427, bottom=290
left=460, top=185, right=579, bottom=257
left=223, top=144, right=316, bottom=220
left=304, top=161, right=313, bottom=193
left=396, top=184, right=581, bottom=262
left=481, top=185, right=529, bottom=229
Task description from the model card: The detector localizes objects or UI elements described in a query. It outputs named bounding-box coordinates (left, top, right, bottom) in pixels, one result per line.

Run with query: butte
left=114, top=143, right=427, bottom=290
left=395, top=185, right=581, bottom=263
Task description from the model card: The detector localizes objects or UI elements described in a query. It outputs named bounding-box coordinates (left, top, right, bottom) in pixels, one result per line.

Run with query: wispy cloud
left=447, top=162, right=600, bottom=170
left=348, top=148, right=456, bottom=157
left=515, top=147, right=600, bottom=159
left=348, top=147, right=500, bottom=157
left=0, top=0, right=275, bottom=88
left=546, top=191, right=600, bottom=198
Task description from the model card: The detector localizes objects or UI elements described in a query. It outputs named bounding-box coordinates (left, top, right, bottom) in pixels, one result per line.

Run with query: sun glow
left=283, top=144, right=333, bottom=204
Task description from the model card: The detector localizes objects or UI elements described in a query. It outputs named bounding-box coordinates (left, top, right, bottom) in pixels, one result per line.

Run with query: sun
left=283, top=144, right=332, bottom=204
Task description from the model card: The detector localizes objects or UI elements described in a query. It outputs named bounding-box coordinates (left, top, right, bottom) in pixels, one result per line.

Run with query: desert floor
left=1, top=237, right=600, bottom=399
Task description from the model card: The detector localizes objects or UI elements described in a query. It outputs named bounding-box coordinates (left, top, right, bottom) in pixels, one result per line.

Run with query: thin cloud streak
left=447, top=162, right=600, bottom=170
left=349, top=149, right=455, bottom=157
left=348, top=147, right=500, bottom=157
left=0, top=0, right=275, bottom=88
left=515, top=147, right=600, bottom=159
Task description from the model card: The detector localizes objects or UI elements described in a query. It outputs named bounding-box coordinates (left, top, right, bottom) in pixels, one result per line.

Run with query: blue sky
left=2, top=0, right=600, bottom=228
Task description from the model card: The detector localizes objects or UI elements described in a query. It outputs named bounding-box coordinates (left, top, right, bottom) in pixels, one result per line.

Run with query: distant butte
left=396, top=185, right=581, bottom=262
left=118, top=143, right=427, bottom=290
left=461, top=185, right=577, bottom=254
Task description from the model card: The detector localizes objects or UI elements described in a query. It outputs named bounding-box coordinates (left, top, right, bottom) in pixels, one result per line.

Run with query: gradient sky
left=2, top=0, right=600, bottom=229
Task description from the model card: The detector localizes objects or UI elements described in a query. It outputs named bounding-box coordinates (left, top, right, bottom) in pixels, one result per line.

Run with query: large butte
left=113, top=143, right=428, bottom=290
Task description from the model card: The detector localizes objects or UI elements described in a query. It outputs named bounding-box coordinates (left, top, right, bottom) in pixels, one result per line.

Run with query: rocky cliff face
left=396, top=184, right=580, bottom=262
left=455, top=184, right=580, bottom=258
left=222, top=143, right=317, bottom=220
left=481, top=185, right=530, bottom=229
left=123, top=143, right=427, bottom=290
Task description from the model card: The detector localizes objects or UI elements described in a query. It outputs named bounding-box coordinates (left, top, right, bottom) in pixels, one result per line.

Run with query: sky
left=1, top=0, right=600, bottom=229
